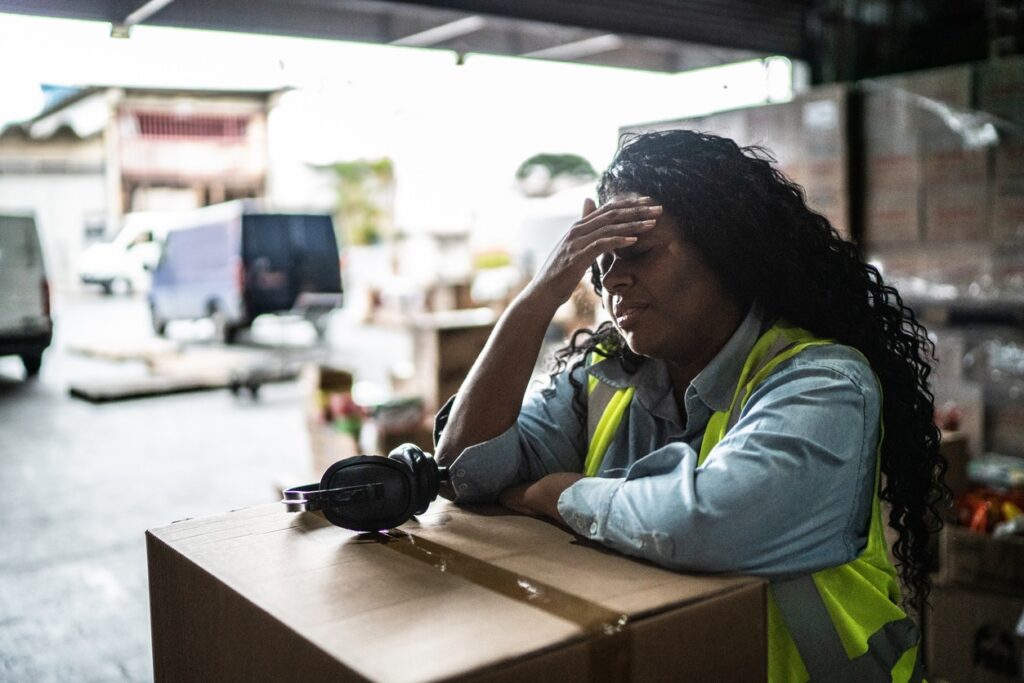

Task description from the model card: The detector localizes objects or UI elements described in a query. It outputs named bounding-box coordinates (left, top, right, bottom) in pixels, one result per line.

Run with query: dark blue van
left=148, top=201, right=342, bottom=343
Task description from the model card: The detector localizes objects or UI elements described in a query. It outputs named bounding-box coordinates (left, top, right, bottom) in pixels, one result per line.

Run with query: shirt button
left=588, top=522, right=598, bottom=535
left=458, top=483, right=469, bottom=492
left=456, top=468, right=466, bottom=478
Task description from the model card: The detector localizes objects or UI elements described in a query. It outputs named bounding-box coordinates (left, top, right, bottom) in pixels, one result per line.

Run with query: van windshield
left=0, top=217, right=41, bottom=268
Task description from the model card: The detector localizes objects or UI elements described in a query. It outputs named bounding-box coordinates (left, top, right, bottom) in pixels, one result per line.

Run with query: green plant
left=515, top=153, right=596, bottom=182
left=333, top=158, right=395, bottom=246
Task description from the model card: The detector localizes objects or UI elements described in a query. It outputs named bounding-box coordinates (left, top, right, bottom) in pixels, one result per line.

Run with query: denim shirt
left=436, top=306, right=882, bottom=578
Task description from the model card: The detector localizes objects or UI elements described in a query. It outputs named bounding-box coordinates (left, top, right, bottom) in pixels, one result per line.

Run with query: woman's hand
left=498, top=473, right=585, bottom=524
left=522, top=196, right=662, bottom=313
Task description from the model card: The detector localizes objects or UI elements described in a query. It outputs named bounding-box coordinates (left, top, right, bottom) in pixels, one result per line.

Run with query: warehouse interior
left=0, top=1, right=1022, bottom=681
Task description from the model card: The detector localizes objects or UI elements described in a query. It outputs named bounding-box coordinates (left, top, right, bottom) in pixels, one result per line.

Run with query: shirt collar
left=585, top=303, right=767, bottom=415
left=689, top=304, right=766, bottom=412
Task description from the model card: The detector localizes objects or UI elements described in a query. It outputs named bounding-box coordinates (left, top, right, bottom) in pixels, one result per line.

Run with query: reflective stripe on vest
left=585, top=324, right=924, bottom=682
left=584, top=373, right=634, bottom=477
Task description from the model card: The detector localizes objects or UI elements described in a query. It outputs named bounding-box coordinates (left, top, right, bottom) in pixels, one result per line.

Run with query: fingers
left=579, top=234, right=641, bottom=262
left=574, top=197, right=662, bottom=237
left=577, top=217, right=657, bottom=249
left=498, top=483, right=537, bottom=515
left=581, top=197, right=597, bottom=218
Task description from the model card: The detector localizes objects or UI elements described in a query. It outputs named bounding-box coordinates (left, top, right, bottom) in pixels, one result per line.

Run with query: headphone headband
left=281, top=446, right=447, bottom=532
left=282, top=482, right=386, bottom=513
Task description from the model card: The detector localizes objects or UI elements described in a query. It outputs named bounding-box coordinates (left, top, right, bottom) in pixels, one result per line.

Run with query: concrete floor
left=0, top=293, right=410, bottom=682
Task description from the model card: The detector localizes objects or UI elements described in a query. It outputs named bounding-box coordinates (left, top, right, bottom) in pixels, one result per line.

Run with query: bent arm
left=435, top=196, right=660, bottom=470
left=557, top=356, right=881, bottom=577
left=435, top=291, right=559, bottom=467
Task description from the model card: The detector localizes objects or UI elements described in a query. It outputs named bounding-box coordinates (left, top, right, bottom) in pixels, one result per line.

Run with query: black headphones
left=282, top=443, right=449, bottom=531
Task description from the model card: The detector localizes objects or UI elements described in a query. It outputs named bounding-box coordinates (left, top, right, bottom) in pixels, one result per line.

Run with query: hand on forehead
left=600, top=192, right=649, bottom=209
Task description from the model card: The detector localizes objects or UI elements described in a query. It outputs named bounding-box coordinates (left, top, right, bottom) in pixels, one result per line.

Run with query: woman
left=434, top=130, right=948, bottom=682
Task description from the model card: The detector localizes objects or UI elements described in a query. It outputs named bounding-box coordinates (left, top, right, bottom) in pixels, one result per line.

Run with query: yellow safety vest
left=586, top=324, right=924, bottom=682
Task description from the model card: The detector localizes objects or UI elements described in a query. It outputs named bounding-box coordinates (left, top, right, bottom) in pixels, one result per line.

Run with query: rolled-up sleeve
left=435, top=367, right=589, bottom=502
left=557, top=355, right=881, bottom=577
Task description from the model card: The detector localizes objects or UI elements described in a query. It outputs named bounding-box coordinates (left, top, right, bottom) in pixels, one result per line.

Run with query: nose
left=600, top=254, right=635, bottom=293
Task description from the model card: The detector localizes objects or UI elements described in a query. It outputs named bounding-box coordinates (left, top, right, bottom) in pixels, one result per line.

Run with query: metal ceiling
left=0, top=0, right=802, bottom=73
left=2, top=1, right=998, bottom=80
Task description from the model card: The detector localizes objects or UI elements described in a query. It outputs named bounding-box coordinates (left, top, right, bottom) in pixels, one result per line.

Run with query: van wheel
left=21, top=352, right=42, bottom=377
left=210, top=307, right=240, bottom=345
left=150, top=304, right=168, bottom=337
left=223, top=323, right=240, bottom=345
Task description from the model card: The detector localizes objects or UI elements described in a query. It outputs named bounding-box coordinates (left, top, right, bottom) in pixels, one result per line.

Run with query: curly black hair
left=547, top=129, right=949, bottom=610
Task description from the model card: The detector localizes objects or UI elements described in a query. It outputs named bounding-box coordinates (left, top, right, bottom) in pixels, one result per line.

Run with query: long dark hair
left=549, top=129, right=949, bottom=609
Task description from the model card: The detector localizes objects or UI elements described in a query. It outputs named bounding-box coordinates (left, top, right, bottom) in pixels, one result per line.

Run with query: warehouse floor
left=0, top=294, right=409, bottom=682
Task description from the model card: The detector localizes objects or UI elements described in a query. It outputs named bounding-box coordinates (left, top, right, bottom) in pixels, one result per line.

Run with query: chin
left=620, top=331, right=653, bottom=358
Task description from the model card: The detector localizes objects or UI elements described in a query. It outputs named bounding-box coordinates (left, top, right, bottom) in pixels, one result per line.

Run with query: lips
left=613, top=300, right=649, bottom=327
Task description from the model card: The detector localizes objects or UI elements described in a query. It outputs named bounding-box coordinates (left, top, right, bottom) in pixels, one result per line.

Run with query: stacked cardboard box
left=407, top=309, right=496, bottom=414
left=621, top=85, right=851, bottom=239
left=927, top=424, right=1024, bottom=682
left=863, top=64, right=990, bottom=245
left=147, top=501, right=767, bottom=681
left=917, top=66, right=991, bottom=242
left=792, top=85, right=851, bottom=238
left=980, top=56, right=1024, bottom=244
left=926, top=583, right=1024, bottom=683
left=862, top=71, right=921, bottom=244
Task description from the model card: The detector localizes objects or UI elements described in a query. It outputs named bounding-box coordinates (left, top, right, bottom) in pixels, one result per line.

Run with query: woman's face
left=595, top=196, right=743, bottom=368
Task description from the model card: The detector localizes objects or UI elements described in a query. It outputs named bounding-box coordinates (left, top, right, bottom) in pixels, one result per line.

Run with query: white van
left=149, top=201, right=343, bottom=343
left=77, top=211, right=167, bottom=294
left=0, top=214, right=52, bottom=376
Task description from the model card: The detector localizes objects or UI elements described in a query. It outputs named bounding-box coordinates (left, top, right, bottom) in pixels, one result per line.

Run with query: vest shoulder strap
left=584, top=350, right=633, bottom=477
left=697, top=326, right=831, bottom=466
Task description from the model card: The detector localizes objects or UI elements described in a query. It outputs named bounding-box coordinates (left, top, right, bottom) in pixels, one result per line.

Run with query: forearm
left=434, top=194, right=659, bottom=468
left=435, top=288, right=557, bottom=466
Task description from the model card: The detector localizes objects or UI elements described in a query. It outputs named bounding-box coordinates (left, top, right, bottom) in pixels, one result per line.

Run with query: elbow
left=618, top=508, right=744, bottom=573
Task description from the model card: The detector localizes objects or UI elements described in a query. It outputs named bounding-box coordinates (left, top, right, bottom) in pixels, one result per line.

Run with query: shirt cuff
left=445, top=426, right=526, bottom=502
left=557, top=476, right=621, bottom=540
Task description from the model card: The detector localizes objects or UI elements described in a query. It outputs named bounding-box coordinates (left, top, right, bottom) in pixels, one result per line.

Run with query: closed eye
left=619, top=244, right=650, bottom=260
left=596, top=245, right=652, bottom=275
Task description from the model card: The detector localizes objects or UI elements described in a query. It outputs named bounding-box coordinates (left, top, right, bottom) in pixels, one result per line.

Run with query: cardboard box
left=978, top=56, right=1024, bottom=123
left=925, top=584, right=1024, bottom=683
left=862, top=74, right=918, bottom=151
left=862, top=65, right=977, bottom=247
left=936, top=526, right=1024, bottom=598
left=921, top=149, right=989, bottom=186
left=940, top=430, right=971, bottom=498
left=992, top=141, right=1024, bottom=242
left=621, top=85, right=851, bottom=239
left=989, top=406, right=1024, bottom=458
left=865, top=186, right=921, bottom=243
left=303, top=365, right=361, bottom=475
left=865, top=152, right=921, bottom=188
left=409, top=309, right=496, bottom=413
left=923, top=183, right=991, bottom=242
left=147, top=502, right=766, bottom=682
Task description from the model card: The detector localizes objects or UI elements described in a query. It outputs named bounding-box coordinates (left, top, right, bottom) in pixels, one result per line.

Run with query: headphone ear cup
left=388, top=443, right=440, bottom=515
left=319, top=455, right=417, bottom=531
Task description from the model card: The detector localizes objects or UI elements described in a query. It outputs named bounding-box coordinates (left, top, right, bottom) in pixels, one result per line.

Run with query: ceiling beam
left=391, top=15, right=486, bottom=47
left=111, top=0, right=177, bottom=38
left=522, top=34, right=624, bottom=61
left=387, top=0, right=806, bottom=56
